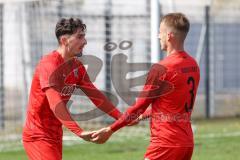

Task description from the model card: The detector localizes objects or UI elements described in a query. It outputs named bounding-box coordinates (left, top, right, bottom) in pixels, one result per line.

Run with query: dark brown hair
left=55, top=18, right=86, bottom=43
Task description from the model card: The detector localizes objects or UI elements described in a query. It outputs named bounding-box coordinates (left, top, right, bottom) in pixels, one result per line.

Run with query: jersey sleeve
left=110, top=64, right=166, bottom=132
left=38, top=60, right=58, bottom=90
left=45, top=88, right=83, bottom=137
left=78, top=66, right=122, bottom=120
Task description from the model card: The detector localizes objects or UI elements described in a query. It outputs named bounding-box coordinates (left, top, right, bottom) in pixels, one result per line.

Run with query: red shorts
left=144, top=145, right=193, bottom=160
left=23, top=140, right=62, bottom=160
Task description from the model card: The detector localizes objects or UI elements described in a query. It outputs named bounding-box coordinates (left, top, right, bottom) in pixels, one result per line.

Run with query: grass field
left=0, top=118, right=240, bottom=160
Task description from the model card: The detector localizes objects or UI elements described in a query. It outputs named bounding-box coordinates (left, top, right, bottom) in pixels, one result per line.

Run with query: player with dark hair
left=91, top=13, right=200, bottom=160
left=22, top=18, right=122, bottom=160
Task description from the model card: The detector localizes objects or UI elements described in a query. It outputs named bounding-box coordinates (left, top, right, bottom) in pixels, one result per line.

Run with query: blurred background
left=0, top=0, right=240, bottom=159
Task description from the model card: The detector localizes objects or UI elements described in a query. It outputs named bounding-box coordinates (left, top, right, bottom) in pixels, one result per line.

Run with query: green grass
left=0, top=118, right=240, bottom=160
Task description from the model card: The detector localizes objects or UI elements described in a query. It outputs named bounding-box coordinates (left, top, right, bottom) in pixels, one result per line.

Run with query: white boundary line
left=1, top=131, right=240, bottom=143
left=195, top=131, right=240, bottom=139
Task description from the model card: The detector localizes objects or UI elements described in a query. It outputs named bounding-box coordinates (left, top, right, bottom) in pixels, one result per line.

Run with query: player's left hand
left=90, top=127, right=113, bottom=144
left=80, top=131, right=97, bottom=142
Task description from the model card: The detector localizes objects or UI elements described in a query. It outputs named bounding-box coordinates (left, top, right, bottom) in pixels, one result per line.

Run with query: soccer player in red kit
left=91, top=13, right=200, bottom=160
left=22, top=18, right=122, bottom=160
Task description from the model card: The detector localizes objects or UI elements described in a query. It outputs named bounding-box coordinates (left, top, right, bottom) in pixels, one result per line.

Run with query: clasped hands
left=80, top=127, right=113, bottom=144
left=80, top=118, right=140, bottom=144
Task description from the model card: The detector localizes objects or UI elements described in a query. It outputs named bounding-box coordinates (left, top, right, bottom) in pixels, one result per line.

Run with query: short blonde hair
left=161, top=13, right=190, bottom=40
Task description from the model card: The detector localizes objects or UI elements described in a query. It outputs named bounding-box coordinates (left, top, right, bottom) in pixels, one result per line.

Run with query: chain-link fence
left=160, top=0, right=240, bottom=118
left=0, top=0, right=151, bottom=147
left=0, top=0, right=240, bottom=151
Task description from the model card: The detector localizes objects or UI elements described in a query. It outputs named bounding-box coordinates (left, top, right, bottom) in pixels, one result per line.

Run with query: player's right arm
left=45, top=87, right=95, bottom=141
left=109, top=64, right=167, bottom=132
left=38, top=59, right=94, bottom=141
left=110, top=63, right=173, bottom=132
left=91, top=65, right=163, bottom=144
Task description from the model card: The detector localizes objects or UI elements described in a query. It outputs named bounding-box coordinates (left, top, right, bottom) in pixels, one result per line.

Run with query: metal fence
left=0, top=0, right=240, bottom=149
left=0, top=0, right=151, bottom=135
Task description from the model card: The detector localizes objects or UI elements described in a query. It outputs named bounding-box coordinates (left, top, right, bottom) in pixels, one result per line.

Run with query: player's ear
left=60, top=36, right=68, bottom=46
left=167, top=32, right=174, bottom=41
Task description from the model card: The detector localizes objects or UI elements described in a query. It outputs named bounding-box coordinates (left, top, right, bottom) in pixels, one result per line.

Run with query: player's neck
left=56, top=47, right=72, bottom=61
left=166, top=43, right=184, bottom=56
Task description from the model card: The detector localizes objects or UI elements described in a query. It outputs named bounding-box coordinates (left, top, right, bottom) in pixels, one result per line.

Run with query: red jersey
left=111, top=51, right=200, bottom=147
left=23, top=51, right=121, bottom=143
